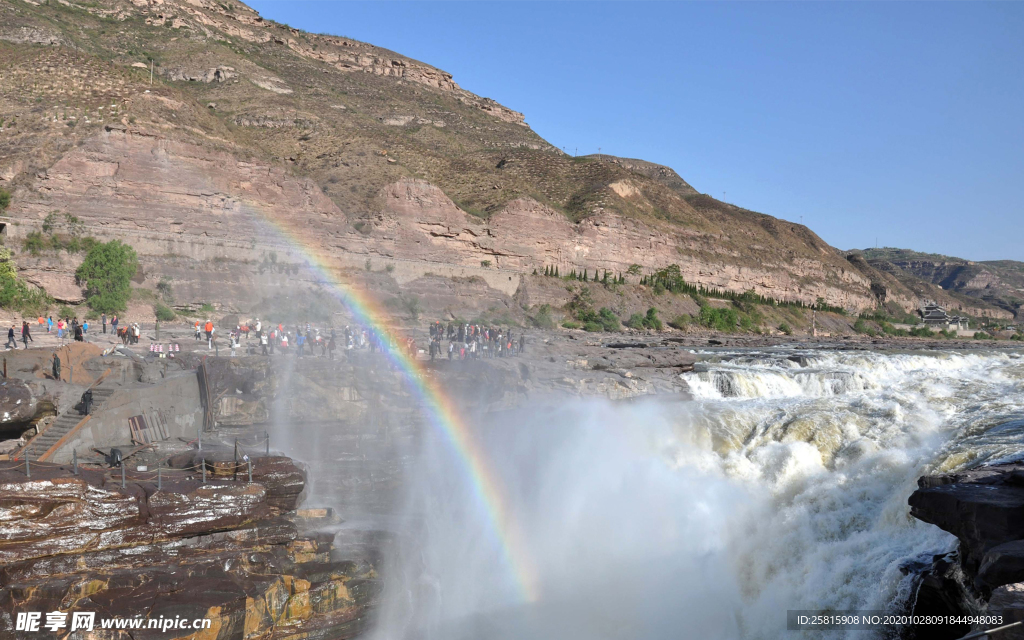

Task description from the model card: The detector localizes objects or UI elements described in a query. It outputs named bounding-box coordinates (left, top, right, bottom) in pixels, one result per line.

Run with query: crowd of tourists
left=5, top=314, right=111, bottom=349
left=3, top=312, right=528, bottom=365
left=193, top=317, right=525, bottom=363
left=1, top=312, right=145, bottom=350
left=198, top=318, right=411, bottom=360
left=202, top=318, right=348, bottom=359
left=426, top=321, right=524, bottom=361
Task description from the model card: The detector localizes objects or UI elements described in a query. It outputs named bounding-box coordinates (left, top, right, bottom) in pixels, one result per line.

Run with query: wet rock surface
left=0, top=458, right=382, bottom=639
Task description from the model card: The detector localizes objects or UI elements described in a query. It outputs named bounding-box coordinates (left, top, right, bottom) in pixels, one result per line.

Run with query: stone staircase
left=22, top=386, right=116, bottom=462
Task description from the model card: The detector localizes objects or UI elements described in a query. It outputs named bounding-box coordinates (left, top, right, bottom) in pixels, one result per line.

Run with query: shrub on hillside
left=625, top=313, right=646, bottom=330
left=576, top=307, right=620, bottom=332
left=626, top=308, right=662, bottom=331
left=154, top=303, right=176, bottom=321
left=530, top=304, right=557, bottom=330
left=698, top=305, right=738, bottom=332
left=0, top=248, right=51, bottom=314
left=644, top=307, right=662, bottom=330
left=778, top=322, right=792, bottom=335
left=669, top=315, right=691, bottom=330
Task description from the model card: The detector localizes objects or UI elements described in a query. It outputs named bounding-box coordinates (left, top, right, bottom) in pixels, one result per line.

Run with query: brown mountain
left=0, top=0, right=1011, bottom=320
left=855, top=249, right=1023, bottom=319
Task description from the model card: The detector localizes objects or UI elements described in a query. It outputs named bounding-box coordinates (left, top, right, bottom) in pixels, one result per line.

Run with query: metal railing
left=958, top=621, right=1023, bottom=639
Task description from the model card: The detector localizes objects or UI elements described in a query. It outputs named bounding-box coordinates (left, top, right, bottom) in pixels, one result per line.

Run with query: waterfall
left=371, top=349, right=1024, bottom=639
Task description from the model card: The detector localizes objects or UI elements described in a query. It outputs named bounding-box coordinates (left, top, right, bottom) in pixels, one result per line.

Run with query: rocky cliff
left=0, top=0, right=997, bottom=318
left=856, top=249, right=1023, bottom=319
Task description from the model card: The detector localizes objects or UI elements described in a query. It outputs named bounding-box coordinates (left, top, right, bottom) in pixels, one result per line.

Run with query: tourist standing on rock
left=47, top=316, right=53, bottom=334
left=21, top=321, right=33, bottom=347
left=204, top=320, right=214, bottom=348
left=82, top=319, right=89, bottom=336
left=74, top=321, right=84, bottom=342
left=56, top=318, right=65, bottom=345
left=194, top=320, right=201, bottom=341
left=260, top=330, right=269, bottom=356
left=6, top=324, right=17, bottom=350
left=111, top=315, right=118, bottom=335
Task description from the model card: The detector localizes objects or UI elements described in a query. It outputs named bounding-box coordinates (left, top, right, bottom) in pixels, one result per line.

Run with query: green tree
left=75, top=240, right=138, bottom=313
left=0, top=188, right=10, bottom=212
left=0, top=248, right=22, bottom=307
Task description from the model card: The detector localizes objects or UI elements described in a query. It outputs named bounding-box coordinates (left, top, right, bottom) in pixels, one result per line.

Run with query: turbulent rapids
left=369, top=348, right=1024, bottom=640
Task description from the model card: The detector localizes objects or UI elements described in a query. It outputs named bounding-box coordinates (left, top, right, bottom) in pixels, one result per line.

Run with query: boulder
left=988, top=582, right=1024, bottom=640
left=979, top=540, right=1024, bottom=592
left=0, top=378, right=37, bottom=426
left=909, top=463, right=1024, bottom=575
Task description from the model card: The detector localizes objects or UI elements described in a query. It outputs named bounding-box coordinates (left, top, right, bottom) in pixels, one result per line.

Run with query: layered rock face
left=369, top=179, right=875, bottom=309
left=0, top=460, right=382, bottom=639
left=9, top=128, right=878, bottom=311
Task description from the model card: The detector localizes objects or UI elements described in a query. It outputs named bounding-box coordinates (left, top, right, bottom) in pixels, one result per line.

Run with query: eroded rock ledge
left=909, top=462, right=1024, bottom=637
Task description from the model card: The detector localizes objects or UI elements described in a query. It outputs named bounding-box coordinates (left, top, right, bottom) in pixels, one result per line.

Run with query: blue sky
left=248, top=1, right=1023, bottom=261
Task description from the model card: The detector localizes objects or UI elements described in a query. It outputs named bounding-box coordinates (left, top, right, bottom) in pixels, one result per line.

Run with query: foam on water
left=372, top=348, right=1024, bottom=640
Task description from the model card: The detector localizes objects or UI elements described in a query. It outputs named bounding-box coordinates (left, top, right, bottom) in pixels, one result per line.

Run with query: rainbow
left=249, top=208, right=540, bottom=603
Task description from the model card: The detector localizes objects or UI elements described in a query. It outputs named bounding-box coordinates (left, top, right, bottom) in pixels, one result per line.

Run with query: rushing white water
left=371, top=348, right=1024, bottom=640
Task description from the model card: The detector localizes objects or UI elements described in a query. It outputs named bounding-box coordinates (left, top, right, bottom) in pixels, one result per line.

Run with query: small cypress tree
left=583, top=269, right=588, bottom=282
left=532, top=268, right=538, bottom=276
left=602, top=271, right=609, bottom=284
left=555, top=266, right=559, bottom=277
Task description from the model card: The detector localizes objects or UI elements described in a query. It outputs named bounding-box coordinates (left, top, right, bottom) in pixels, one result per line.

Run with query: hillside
left=854, top=248, right=1023, bottom=319
left=0, top=0, right=1007, bottom=320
